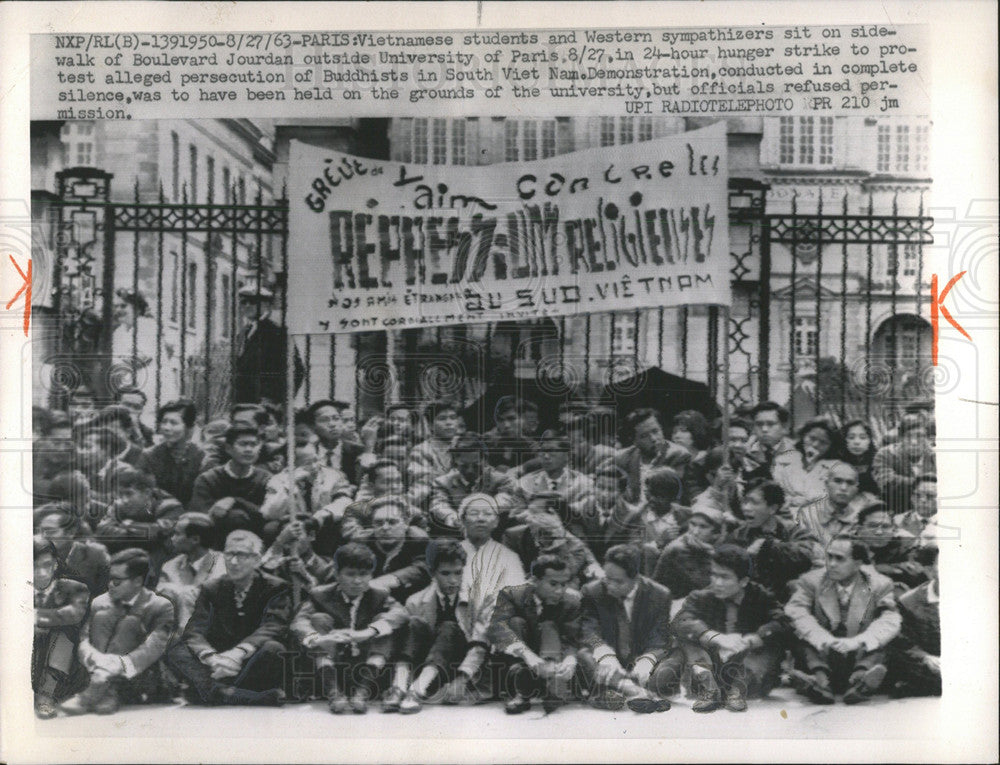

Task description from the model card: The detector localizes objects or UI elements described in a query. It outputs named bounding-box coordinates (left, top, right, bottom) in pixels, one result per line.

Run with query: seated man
left=158, top=512, right=227, bottom=628
left=36, top=502, right=111, bottom=596
left=136, top=398, right=205, bottom=508
left=429, top=433, right=518, bottom=537
left=785, top=535, right=901, bottom=704
left=853, top=502, right=925, bottom=592
left=60, top=549, right=176, bottom=716
left=482, top=396, right=537, bottom=473
left=872, top=417, right=935, bottom=516
left=565, top=463, right=640, bottom=557
left=652, top=506, right=726, bottom=599
left=887, top=543, right=941, bottom=697
left=260, top=440, right=353, bottom=531
left=894, top=474, right=938, bottom=538
left=796, top=462, right=873, bottom=564
left=489, top=555, right=583, bottom=715
left=407, top=400, right=461, bottom=507
left=672, top=545, right=790, bottom=713
left=95, top=467, right=184, bottom=582
left=32, top=537, right=91, bottom=719
left=517, top=434, right=595, bottom=525
left=166, top=530, right=290, bottom=707
left=725, top=480, right=816, bottom=602
left=292, top=543, right=408, bottom=714
left=502, top=513, right=601, bottom=591
left=384, top=540, right=470, bottom=714
left=336, top=460, right=424, bottom=547
left=637, top=467, right=691, bottom=554
left=578, top=544, right=681, bottom=714
left=609, top=408, right=692, bottom=505
left=189, top=424, right=271, bottom=536
left=365, top=497, right=430, bottom=604
left=261, top=516, right=335, bottom=608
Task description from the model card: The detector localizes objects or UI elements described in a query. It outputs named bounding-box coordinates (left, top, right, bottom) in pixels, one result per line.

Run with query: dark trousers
left=680, top=641, right=784, bottom=698
left=577, top=648, right=684, bottom=697
left=887, top=648, right=941, bottom=697
left=166, top=640, right=286, bottom=705
left=403, top=619, right=468, bottom=680
left=33, top=629, right=88, bottom=702
left=795, top=643, right=886, bottom=694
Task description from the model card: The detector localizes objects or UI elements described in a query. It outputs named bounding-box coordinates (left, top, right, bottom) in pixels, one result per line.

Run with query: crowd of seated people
left=30, top=387, right=942, bottom=719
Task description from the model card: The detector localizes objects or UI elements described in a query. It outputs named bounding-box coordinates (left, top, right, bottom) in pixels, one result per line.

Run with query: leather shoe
left=787, top=669, right=835, bottom=705
left=92, top=692, right=120, bottom=715
left=35, top=696, right=58, bottom=720
left=381, top=687, right=404, bottom=713
left=843, top=664, right=887, bottom=705
left=327, top=693, right=350, bottom=715
left=627, top=694, right=672, bottom=713
left=588, top=689, right=626, bottom=711
left=692, top=689, right=723, bottom=713
left=724, top=687, right=748, bottom=712
left=504, top=694, right=531, bottom=715
left=349, top=692, right=369, bottom=714
left=399, top=690, right=423, bottom=715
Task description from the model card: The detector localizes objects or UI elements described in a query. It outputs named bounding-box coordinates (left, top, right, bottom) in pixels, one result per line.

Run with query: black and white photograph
left=1, top=3, right=996, bottom=764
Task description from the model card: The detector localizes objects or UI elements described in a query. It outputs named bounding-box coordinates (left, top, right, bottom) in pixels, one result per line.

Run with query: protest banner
left=287, top=121, right=730, bottom=334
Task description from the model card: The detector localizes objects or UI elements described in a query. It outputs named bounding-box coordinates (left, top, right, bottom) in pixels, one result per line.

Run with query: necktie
left=617, top=599, right=633, bottom=665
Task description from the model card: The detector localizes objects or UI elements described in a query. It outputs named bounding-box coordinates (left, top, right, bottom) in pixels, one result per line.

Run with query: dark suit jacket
left=368, top=532, right=430, bottom=603
left=56, top=539, right=111, bottom=596
left=137, top=440, right=205, bottom=507
left=725, top=519, right=816, bottom=602
left=488, top=582, right=582, bottom=660
left=652, top=535, right=713, bottom=599
left=291, top=583, right=408, bottom=655
left=580, top=576, right=674, bottom=664
left=610, top=444, right=692, bottom=505
left=181, top=572, right=292, bottom=657
left=35, top=578, right=91, bottom=631
left=672, top=582, right=789, bottom=646
left=233, top=317, right=304, bottom=406
left=501, top=525, right=595, bottom=588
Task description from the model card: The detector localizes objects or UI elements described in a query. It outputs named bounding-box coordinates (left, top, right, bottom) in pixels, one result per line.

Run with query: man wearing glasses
left=166, top=530, right=291, bottom=706
left=853, top=502, right=926, bottom=592
left=785, top=534, right=901, bottom=704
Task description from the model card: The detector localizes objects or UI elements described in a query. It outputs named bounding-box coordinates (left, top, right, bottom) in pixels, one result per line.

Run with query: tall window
left=894, top=124, right=910, bottom=173
left=219, top=272, right=231, bottom=336
left=618, top=117, right=635, bottom=145
left=238, top=175, right=246, bottom=205
left=412, top=118, right=429, bottom=163
left=432, top=119, right=448, bottom=165
left=222, top=166, right=231, bottom=203
left=169, top=252, right=179, bottom=323
left=887, top=243, right=920, bottom=277
left=877, top=124, right=892, bottom=173
left=914, top=123, right=930, bottom=174
left=876, top=118, right=929, bottom=175
left=599, top=117, right=616, bottom=147
left=638, top=117, right=654, bottom=142
left=171, top=131, right=180, bottom=202
left=188, top=144, right=198, bottom=202
left=777, top=116, right=834, bottom=167
left=504, top=120, right=557, bottom=161
left=794, top=316, right=818, bottom=357
left=611, top=312, right=637, bottom=356
left=451, top=119, right=467, bottom=165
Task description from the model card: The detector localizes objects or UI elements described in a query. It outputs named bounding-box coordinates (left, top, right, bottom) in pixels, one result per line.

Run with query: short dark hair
left=423, top=399, right=458, bottom=424
left=306, top=399, right=350, bottom=425
left=494, top=395, right=520, bottom=418
left=537, top=431, right=570, bottom=452
left=702, top=447, right=727, bottom=475
left=157, top=398, right=197, bottom=429
left=76, top=426, right=126, bottom=456
left=829, top=534, right=872, bottom=564
left=898, top=413, right=929, bottom=436
left=745, top=479, right=785, bottom=509
left=115, top=468, right=156, bottom=493
left=796, top=418, right=843, bottom=458
left=530, top=554, right=568, bottom=579
left=671, top=410, right=712, bottom=450
left=116, top=387, right=147, bottom=404
left=45, top=471, right=90, bottom=505
left=604, top=544, right=642, bottom=579
left=729, top=418, right=752, bottom=434
left=751, top=401, right=790, bottom=425
left=914, top=543, right=939, bottom=567
left=369, top=496, right=410, bottom=522
left=857, top=501, right=891, bottom=525
left=33, top=535, right=57, bottom=563
left=225, top=423, right=261, bottom=445
left=110, top=548, right=151, bottom=580
left=334, top=542, right=376, bottom=572
left=177, top=512, right=214, bottom=546
left=426, top=539, right=468, bottom=571
left=645, top=467, right=683, bottom=503
left=622, top=407, right=660, bottom=444
left=711, top=544, right=752, bottom=580
left=366, top=458, right=403, bottom=482
left=594, top=463, right=628, bottom=487
left=35, top=502, right=83, bottom=536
